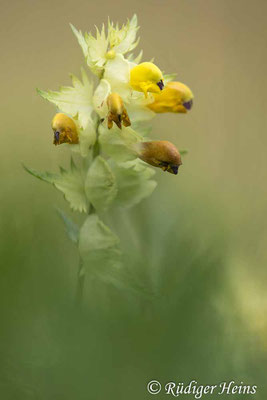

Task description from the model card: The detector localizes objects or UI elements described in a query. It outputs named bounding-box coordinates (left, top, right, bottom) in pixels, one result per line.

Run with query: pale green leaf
left=126, top=101, right=155, bottom=123
left=86, top=25, right=108, bottom=64
left=127, top=49, right=143, bottom=64
left=79, top=120, right=97, bottom=157
left=37, top=68, right=93, bottom=129
left=85, top=156, right=117, bottom=212
left=24, top=159, right=88, bottom=213
left=92, top=79, right=111, bottom=117
left=70, top=24, right=88, bottom=58
left=54, top=159, right=88, bottom=213
left=110, top=159, right=157, bottom=208
left=56, top=208, right=79, bottom=243
left=70, top=23, right=108, bottom=76
left=180, top=149, right=189, bottom=156
left=104, top=54, right=131, bottom=99
left=99, top=125, right=142, bottom=162
left=79, top=214, right=120, bottom=261
left=163, top=73, right=177, bottom=83
left=23, top=165, right=58, bottom=184
left=131, top=121, right=152, bottom=137
left=108, top=14, right=139, bottom=54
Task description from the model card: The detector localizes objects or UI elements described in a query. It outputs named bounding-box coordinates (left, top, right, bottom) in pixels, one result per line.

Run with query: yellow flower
left=148, top=81, right=193, bottom=113
left=51, top=113, right=79, bottom=145
left=106, top=93, right=131, bottom=129
left=137, top=140, right=182, bottom=174
left=130, top=62, right=164, bottom=97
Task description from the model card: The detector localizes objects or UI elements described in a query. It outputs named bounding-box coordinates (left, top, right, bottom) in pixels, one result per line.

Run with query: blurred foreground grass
left=0, top=175, right=266, bottom=400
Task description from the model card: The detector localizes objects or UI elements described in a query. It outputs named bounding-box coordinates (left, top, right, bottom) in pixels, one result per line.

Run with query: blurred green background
left=1, top=0, right=267, bottom=398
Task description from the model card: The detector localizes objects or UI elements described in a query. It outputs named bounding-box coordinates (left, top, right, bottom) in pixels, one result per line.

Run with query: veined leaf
left=71, top=23, right=108, bottom=77
left=37, top=68, right=93, bottom=129
left=56, top=208, right=79, bottom=244
left=24, top=159, right=88, bottom=213
left=104, top=54, right=131, bottom=99
left=79, top=120, right=97, bottom=157
left=92, top=79, right=111, bottom=118
left=108, top=14, right=139, bottom=54
left=79, top=214, right=120, bottom=260
left=70, top=24, right=89, bottom=58
left=99, top=125, right=142, bottom=162
left=127, top=49, right=143, bottom=64
left=109, top=159, right=157, bottom=208
left=23, top=165, right=58, bottom=184
left=85, top=156, right=117, bottom=212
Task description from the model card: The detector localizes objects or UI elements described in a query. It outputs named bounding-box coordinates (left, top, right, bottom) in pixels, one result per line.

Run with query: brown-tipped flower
left=147, top=81, right=193, bottom=113
left=137, top=140, right=182, bottom=175
left=51, top=113, right=79, bottom=145
left=107, top=93, right=131, bottom=129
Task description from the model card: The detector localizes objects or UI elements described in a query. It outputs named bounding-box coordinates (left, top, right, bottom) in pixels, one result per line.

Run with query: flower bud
left=105, top=49, right=116, bottom=60
left=137, top=140, right=182, bottom=174
left=148, top=81, right=193, bottom=113
left=130, top=62, right=164, bottom=98
left=107, top=93, right=131, bottom=129
left=51, top=113, right=79, bottom=145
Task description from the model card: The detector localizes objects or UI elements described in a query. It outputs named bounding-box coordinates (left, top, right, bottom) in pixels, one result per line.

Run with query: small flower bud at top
left=107, top=93, right=131, bottom=129
left=148, top=81, right=194, bottom=113
left=105, top=49, right=116, bottom=59
left=51, top=113, right=79, bottom=145
left=130, top=62, right=164, bottom=98
left=137, top=140, right=182, bottom=175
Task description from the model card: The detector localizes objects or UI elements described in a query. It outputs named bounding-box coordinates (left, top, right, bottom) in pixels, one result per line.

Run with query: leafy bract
left=85, top=156, right=117, bottom=212
left=71, top=15, right=139, bottom=78
left=24, top=159, right=88, bottom=213
left=71, top=24, right=108, bottom=76
left=56, top=208, right=79, bottom=244
left=109, top=159, right=157, bottom=208
left=180, top=149, right=189, bottom=156
left=126, top=95, right=155, bottom=124
left=127, top=49, right=143, bottom=64
left=163, top=73, right=177, bottom=83
left=104, top=54, right=131, bottom=99
left=23, top=165, right=58, bottom=184
left=99, top=125, right=142, bottom=162
left=92, top=79, right=110, bottom=117
left=79, top=119, right=97, bottom=157
left=70, top=24, right=89, bottom=59
left=79, top=214, right=120, bottom=261
left=37, top=68, right=93, bottom=129
left=108, top=14, right=139, bottom=54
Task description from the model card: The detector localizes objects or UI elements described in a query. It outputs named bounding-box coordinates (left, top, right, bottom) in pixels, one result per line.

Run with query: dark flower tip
left=171, top=165, right=179, bottom=175
left=183, top=99, right=193, bottom=110
left=157, top=80, right=164, bottom=90
left=54, top=131, right=60, bottom=143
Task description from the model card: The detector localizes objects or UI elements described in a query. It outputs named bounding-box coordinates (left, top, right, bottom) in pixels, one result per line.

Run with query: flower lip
left=157, top=80, right=164, bottom=91
left=170, top=165, right=179, bottom=175
left=54, top=131, right=60, bottom=144
left=183, top=99, right=193, bottom=110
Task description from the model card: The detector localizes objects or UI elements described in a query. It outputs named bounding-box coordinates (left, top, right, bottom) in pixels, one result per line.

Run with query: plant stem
left=75, top=257, right=85, bottom=308
left=75, top=116, right=101, bottom=309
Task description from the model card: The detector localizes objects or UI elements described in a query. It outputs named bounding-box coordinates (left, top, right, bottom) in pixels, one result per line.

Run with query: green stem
left=75, top=116, right=101, bottom=308
left=75, top=257, right=85, bottom=308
